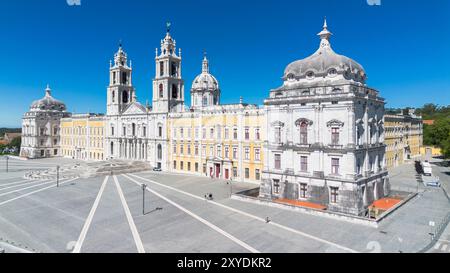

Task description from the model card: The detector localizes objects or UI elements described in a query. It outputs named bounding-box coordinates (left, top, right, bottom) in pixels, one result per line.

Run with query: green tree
left=8, top=137, right=21, bottom=149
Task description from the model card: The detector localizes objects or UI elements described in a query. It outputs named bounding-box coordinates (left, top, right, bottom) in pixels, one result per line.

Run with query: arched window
left=122, top=90, right=128, bottom=103
left=159, top=84, right=164, bottom=98
left=172, top=84, right=178, bottom=99
left=157, top=144, right=162, bottom=160
left=112, top=91, right=115, bottom=103
left=300, top=122, right=308, bottom=144
left=203, top=96, right=208, bottom=106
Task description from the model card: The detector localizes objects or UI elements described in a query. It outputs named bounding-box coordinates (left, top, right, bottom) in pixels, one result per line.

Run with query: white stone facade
left=20, top=86, right=69, bottom=159
left=104, top=30, right=184, bottom=171
left=259, top=20, right=389, bottom=216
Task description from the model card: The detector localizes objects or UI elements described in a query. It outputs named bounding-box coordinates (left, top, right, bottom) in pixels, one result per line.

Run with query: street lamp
left=142, top=184, right=147, bottom=215
left=56, top=165, right=60, bottom=187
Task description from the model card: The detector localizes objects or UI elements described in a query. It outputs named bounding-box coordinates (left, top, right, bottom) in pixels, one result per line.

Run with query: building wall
left=384, top=114, right=423, bottom=169
left=60, top=115, right=105, bottom=161
left=168, top=105, right=265, bottom=183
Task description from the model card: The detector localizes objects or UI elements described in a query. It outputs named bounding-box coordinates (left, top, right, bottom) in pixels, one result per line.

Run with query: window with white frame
left=273, top=179, right=280, bottom=194
left=255, top=148, right=260, bottom=161
left=300, top=183, right=307, bottom=198
left=225, top=128, right=229, bottom=139
left=331, top=128, right=339, bottom=145
left=255, top=128, right=260, bottom=140
left=233, top=147, right=238, bottom=159
left=300, top=156, right=308, bottom=172
left=274, top=154, right=281, bottom=169
left=330, top=187, right=339, bottom=203
left=244, top=147, right=250, bottom=160
left=331, top=158, right=340, bottom=175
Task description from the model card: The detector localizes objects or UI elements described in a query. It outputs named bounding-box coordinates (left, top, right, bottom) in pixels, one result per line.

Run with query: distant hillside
left=0, top=128, right=21, bottom=138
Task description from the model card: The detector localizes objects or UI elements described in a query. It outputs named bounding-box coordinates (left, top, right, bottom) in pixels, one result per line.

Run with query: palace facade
left=21, top=20, right=412, bottom=215
left=384, top=110, right=423, bottom=168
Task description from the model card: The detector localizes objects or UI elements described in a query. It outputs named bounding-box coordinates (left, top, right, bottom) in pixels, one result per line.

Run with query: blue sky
left=0, top=0, right=449, bottom=127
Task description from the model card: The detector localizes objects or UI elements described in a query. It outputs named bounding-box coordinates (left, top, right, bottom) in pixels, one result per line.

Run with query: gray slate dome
left=30, top=85, right=67, bottom=111
left=284, top=19, right=367, bottom=84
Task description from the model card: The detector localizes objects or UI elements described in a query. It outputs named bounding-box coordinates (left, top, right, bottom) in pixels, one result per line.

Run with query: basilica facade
left=21, top=20, right=391, bottom=215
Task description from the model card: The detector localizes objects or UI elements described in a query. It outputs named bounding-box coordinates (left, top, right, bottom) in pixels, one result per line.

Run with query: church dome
left=191, top=55, right=219, bottom=91
left=284, top=19, right=367, bottom=84
left=30, top=85, right=67, bottom=111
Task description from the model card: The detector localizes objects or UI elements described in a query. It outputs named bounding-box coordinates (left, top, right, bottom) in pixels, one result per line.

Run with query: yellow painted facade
left=384, top=114, right=423, bottom=169
left=168, top=104, right=265, bottom=183
left=60, top=114, right=105, bottom=161
left=421, top=146, right=442, bottom=157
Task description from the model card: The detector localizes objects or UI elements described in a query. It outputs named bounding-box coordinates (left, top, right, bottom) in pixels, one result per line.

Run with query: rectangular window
left=300, top=183, right=307, bottom=199
left=195, top=145, right=199, bottom=156
left=255, top=169, right=261, bottom=180
left=233, top=128, right=238, bottom=140
left=273, top=179, right=280, bottom=194
left=300, top=156, right=308, bottom=172
left=233, top=147, right=238, bottom=159
left=173, top=144, right=177, bottom=154
left=331, top=128, right=340, bottom=145
left=173, top=128, right=177, bottom=138
left=255, top=148, right=260, bottom=161
left=245, top=168, right=250, bottom=179
left=160, top=61, right=164, bottom=76
left=255, top=128, right=260, bottom=140
left=209, top=145, right=214, bottom=157
left=202, top=145, right=206, bottom=157
left=233, top=167, right=238, bottom=178
left=330, top=187, right=339, bottom=204
left=274, top=154, right=281, bottom=170
left=331, top=158, right=340, bottom=175
left=180, top=161, right=184, bottom=170
left=275, top=127, right=281, bottom=143
left=195, top=163, right=199, bottom=172
left=210, top=128, right=214, bottom=139
left=180, top=145, right=184, bottom=155
left=245, top=147, right=250, bottom=160
left=244, top=127, right=250, bottom=140
left=225, top=128, right=229, bottom=139
left=143, top=126, right=146, bottom=137
left=173, top=161, right=177, bottom=169
left=187, top=162, right=191, bottom=171
left=225, top=146, right=229, bottom=158
left=187, top=144, right=191, bottom=155
left=217, top=145, right=221, bottom=157
left=123, top=127, right=126, bottom=136
left=195, top=128, right=199, bottom=139
left=202, top=128, right=206, bottom=139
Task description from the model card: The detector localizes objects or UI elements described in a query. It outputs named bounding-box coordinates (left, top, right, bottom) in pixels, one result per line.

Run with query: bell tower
left=107, top=43, right=135, bottom=116
left=152, top=23, right=185, bottom=113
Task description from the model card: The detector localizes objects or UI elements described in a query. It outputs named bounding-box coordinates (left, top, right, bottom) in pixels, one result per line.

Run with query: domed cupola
left=30, top=85, right=67, bottom=112
left=283, top=19, right=367, bottom=85
left=191, top=53, right=220, bottom=109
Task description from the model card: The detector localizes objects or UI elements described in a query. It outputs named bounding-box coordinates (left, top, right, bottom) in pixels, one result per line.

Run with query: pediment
left=122, top=102, right=146, bottom=115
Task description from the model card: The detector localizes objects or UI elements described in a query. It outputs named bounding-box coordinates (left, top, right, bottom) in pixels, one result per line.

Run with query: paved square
left=0, top=157, right=449, bottom=253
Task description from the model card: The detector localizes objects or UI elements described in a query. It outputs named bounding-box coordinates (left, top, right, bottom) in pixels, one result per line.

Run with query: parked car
left=421, top=161, right=433, bottom=176
left=153, top=167, right=162, bottom=172
left=422, top=175, right=441, bottom=187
